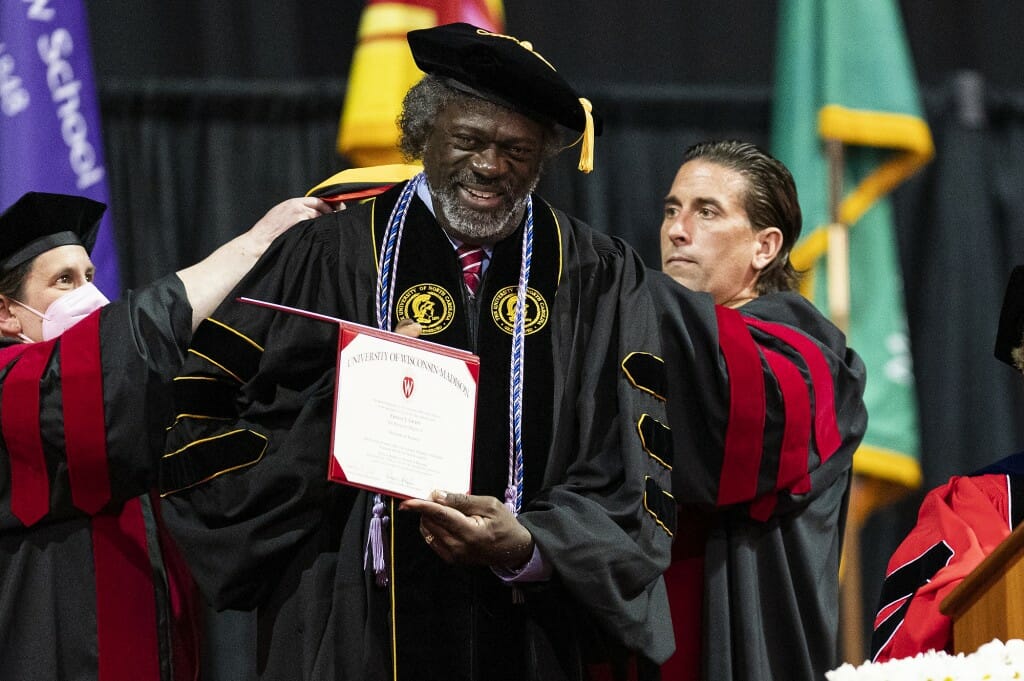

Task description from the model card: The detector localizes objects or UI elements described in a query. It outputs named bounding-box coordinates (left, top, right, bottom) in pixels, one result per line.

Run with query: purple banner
left=0, top=0, right=120, bottom=297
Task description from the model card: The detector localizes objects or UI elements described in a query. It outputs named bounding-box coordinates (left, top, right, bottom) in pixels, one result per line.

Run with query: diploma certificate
left=329, top=324, right=479, bottom=499
left=237, top=298, right=479, bottom=500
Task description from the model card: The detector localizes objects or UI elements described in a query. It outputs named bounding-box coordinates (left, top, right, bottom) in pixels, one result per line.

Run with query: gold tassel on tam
left=577, top=98, right=595, bottom=173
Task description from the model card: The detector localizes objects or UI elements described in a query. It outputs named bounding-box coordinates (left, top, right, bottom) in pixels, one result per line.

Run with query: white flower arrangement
left=826, top=639, right=1024, bottom=680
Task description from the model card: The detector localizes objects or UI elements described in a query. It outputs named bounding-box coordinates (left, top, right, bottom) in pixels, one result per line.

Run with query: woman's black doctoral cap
left=995, top=265, right=1024, bottom=370
left=406, top=22, right=600, bottom=173
left=0, top=192, right=105, bottom=271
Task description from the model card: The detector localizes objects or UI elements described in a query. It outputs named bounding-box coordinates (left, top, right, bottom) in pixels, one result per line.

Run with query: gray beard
left=426, top=171, right=538, bottom=244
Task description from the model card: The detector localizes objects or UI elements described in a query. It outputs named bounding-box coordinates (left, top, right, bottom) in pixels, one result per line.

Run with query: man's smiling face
left=423, top=98, right=545, bottom=246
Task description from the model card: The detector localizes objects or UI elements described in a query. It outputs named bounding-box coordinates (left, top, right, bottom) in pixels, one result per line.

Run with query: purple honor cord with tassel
left=364, top=174, right=422, bottom=587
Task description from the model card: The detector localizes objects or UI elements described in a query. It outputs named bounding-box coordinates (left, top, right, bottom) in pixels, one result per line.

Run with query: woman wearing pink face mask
left=0, top=191, right=330, bottom=681
left=2, top=259, right=112, bottom=341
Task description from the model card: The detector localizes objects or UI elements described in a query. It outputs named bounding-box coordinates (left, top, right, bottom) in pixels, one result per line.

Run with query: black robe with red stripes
left=158, top=184, right=676, bottom=681
left=0, top=274, right=201, bottom=681
left=650, top=283, right=868, bottom=681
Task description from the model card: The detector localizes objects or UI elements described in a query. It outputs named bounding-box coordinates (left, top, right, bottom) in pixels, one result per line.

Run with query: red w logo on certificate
left=237, top=297, right=479, bottom=500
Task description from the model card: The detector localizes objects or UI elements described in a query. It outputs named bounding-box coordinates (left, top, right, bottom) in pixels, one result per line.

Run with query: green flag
left=771, top=0, right=934, bottom=490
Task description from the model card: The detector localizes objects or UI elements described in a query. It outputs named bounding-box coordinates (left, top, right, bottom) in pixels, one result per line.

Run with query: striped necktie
left=457, top=244, right=486, bottom=296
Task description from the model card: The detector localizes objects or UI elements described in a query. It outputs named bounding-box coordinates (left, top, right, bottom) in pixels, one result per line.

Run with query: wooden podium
left=941, top=522, right=1024, bottom=654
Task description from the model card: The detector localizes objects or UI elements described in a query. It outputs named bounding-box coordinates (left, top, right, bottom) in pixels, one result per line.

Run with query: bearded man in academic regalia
left=159, top=22, right=677, bottom=681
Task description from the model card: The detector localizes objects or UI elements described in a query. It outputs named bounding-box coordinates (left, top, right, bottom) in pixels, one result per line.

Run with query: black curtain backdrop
left=100, top=78, right=344, bottom=289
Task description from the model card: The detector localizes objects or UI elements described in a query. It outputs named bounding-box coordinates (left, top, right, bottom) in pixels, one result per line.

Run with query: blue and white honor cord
left=367, top=172, right=533, bottom=586
left=505, top=198, right=533, bottom=516
left=376, top=174, right=422, bottom=330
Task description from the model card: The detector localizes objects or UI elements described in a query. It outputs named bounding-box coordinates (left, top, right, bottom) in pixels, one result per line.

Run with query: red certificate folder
left=238, top=297, right=479, bottom=500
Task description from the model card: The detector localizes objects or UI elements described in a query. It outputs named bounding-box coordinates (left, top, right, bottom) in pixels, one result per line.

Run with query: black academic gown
left=0, top=275, right=201, bottom=681
left=158, top=184, right=676, bottom=681
left=650, top=282, right=868, bottom=681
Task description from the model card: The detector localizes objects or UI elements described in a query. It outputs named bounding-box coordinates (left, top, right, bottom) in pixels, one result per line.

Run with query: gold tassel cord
left=577, top=98, right=595, bottom=173
left=472, top=29, right=594, bottom=173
